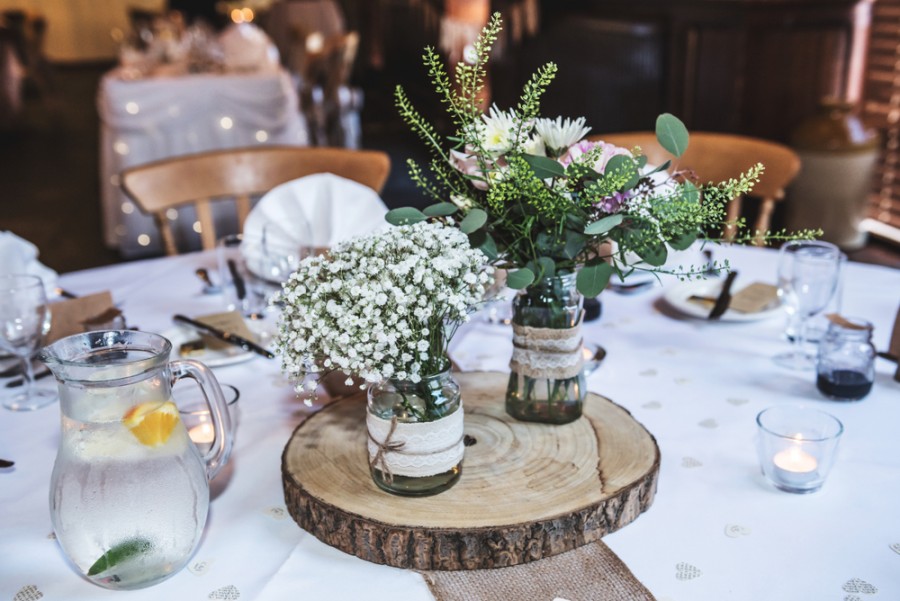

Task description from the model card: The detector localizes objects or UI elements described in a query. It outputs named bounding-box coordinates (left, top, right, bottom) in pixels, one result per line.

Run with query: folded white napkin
left=218, top=23, right=280, bottom=73
left=243, top=173, right=389, bottom=251
left=0, top=231, right=58, bottom=294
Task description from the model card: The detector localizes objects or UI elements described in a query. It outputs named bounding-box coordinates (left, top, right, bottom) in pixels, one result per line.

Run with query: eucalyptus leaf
left=566, top=162, right=598, bottom=182
left=576, top=262, right=613, bottom=298
left=636, top=155, right=648, bottom=169
left=656, top=113, right=689, bottom=157
left=565, top=213, right=586, bottom=231
left=605, top=154, right=640, bottom=189
left=522, top=153, right=566, bottom=179
left=647, top=159, right=672, bottom=175
left=536, top=257, right=556, bottom=280
left=423, top=202, right=459, bottom=217
left=535, top=231, right=557, bottom=255
left=467, top=230, right=498, bottom=261
left=636, top=239, right=668, bottom=267
left=506, top=268, right=536, bottom=290
left=385, top=207, right=427, bottom=226
left=563, top=230, right=587, bottom=260
left=87, top=538, right=153, bottom=576
left=681, top=180, right=700, bottom=204
left=585, top=213, right=624, bottom=236
left=668, top=230, right=698, bottom=251
left=459, top=208, right=488, bottom=233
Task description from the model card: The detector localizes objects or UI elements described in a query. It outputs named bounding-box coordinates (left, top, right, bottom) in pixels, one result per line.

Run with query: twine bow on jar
left=366, top=407, right=466, bottom=487
left=368, top=416, right=405, bottom=484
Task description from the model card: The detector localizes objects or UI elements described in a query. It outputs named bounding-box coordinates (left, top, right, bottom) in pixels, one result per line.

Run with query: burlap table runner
left=421, top=540, right=655, bottom=601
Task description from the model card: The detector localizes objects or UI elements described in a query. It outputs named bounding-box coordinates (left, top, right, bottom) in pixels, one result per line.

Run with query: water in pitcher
left=50, top=379, right=208, bottom=589
left=41, top=330, right=232, bottom=590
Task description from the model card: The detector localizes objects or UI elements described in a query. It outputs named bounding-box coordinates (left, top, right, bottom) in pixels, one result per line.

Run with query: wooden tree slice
left=282, top=371, right=660, bottom=571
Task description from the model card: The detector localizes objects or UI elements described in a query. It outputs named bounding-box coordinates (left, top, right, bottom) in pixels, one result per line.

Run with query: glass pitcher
left=39, top=330, right=233, bottom=590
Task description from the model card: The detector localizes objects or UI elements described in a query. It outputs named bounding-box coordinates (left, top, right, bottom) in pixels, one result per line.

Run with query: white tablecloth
left=98, top=67, right=309, bottom=258
left=1, top=243, right=898, bottom=600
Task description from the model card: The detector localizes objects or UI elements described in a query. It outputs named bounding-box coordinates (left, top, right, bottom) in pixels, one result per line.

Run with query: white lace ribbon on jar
left=510, top=317, right=584, bottom=379
left=366, top=404, right=464, bottom=481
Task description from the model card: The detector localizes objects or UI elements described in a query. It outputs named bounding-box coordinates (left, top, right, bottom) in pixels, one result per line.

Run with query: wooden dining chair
left=120, top=145, right=391, bottom=256
left=589, top=131, right=801, bottom=243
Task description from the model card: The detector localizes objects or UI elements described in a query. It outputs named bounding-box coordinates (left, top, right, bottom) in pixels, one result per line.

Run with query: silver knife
left=173, top=314, right=274, bottom=359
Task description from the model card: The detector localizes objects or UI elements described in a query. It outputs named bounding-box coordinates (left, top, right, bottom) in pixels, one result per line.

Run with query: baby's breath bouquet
left=275, top=221, right=493, bottom=394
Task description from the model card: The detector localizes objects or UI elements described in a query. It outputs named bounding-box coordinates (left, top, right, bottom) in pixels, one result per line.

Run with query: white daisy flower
left=534, top=116, right=591, bottom=158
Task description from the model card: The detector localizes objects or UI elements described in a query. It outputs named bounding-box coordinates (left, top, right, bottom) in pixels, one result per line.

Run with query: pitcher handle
left=171, top=359, right=233, bottom=481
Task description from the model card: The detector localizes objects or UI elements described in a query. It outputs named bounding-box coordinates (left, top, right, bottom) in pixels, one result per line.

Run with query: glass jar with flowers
left=385, top=14, right=818, bottom=424
left=274, top=222, right=493, bottom=496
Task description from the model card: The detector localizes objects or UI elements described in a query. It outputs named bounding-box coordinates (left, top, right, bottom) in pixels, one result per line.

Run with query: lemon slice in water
left=123, top=401, right=180, bottom=447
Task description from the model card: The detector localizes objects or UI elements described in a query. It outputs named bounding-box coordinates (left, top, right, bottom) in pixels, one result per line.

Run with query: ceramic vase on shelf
left=787, top=98, right=879, bottom=250
left=505, top=273, right=587, bottom=425
left=366, top=365, right=464, bottom=496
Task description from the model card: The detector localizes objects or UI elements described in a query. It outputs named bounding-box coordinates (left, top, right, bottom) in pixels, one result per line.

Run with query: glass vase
left=505, top=273, right=586, bottom=424
left=366, top=367, right=463, bottom=496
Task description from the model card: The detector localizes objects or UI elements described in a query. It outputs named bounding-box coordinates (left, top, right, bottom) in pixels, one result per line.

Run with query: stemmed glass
left=0, top=274, right=57, bottom=410
left=774, top=241, right=842, bottom=370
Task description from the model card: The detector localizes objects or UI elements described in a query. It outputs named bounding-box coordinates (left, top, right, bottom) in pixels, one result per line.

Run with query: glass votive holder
left=756, top=405, right=843, bottom=494
left=175, top=382, right=240, bottom=454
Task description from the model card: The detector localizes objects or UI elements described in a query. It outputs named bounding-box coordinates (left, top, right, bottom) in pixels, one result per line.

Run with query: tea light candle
left=188, top=422, right=216, bottom=445
left=756, top=406, right=842, bottom=494
left=772, top=444, right=818, bottom=486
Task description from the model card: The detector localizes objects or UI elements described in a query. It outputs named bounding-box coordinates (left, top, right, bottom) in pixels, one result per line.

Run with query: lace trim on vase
left=510, top=318, right=585, bottom=379
left=367, top=404, right=464, bottom=480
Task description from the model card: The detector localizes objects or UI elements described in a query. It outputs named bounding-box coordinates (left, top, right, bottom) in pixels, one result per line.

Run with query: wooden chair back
left=120, top=145, right=391, bottom=255
left=590, top=131, right=801, bottom=242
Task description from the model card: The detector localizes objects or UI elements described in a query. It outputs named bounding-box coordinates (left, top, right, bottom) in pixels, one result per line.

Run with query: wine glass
left=0, top=274, right=57, bottom=410
left=774, top=241, right=841, bottom=370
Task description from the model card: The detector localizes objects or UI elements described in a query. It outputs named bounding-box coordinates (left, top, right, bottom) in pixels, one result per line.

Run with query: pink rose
left=450, top=148, right=503, bottom=191
left=559, top=140, right=630, bottom=174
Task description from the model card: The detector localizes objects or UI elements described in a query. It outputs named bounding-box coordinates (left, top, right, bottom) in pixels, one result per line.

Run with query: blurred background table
left=98, top=65, right=308, bottom=258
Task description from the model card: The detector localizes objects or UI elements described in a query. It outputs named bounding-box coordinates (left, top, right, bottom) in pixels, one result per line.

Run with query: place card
left=688, top=282, right=778, bottom=313
left=729, top=282, right=778, bottom=313
left=47, top=291, right=120, bottom=344
left=187, top=311, right=256, bottom=352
